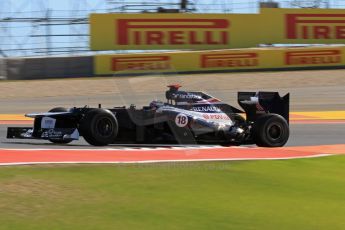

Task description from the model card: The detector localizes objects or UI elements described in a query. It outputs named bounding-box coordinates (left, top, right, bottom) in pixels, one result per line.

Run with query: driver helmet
left=149, top=100, right=164, bottom=110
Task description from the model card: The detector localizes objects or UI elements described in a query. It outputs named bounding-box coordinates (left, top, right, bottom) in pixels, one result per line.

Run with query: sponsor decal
left=41, top=117, right=56, bottom=129
left=117, top=19, right=230, bottom=46
left=201, top=53, right=258, bottom=68
left=175, top=113, right=189, bottom=127
left=41, top=129, right=63, bottom=139
left=193, top=106, right=221, bottom=113
left=173, top=93, right=203, bottom=100
left=202, top=113, right=230, bottom=120
left=285, top=49, right=341, bottom=65
left=111, top=55, right=171, bottom=71
left=22, top=129, right=33, bottom=138
left=286, top=14, right=345, bottom=39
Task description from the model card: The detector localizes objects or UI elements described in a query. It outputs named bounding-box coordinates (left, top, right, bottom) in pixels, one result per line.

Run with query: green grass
left=0, top=156, right=345, bottom=230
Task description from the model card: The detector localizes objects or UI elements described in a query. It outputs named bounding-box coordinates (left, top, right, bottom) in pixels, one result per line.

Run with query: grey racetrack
left=1, top=123, right=345, bottom=149
left=1, top=70, right=345, bottom=149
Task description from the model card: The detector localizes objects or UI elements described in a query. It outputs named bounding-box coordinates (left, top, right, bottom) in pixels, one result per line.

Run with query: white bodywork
left=157, top=105, right=234, bottom=134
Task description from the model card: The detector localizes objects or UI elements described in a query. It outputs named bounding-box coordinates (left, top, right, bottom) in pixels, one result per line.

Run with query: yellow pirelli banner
left=94, top=46, right=345, bottom=75
left=90, top=13, right=258, bottom=50
left=90, top=8, right=345, bottom=50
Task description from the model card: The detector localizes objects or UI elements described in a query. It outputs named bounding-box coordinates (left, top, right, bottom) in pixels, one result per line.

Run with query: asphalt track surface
left=0, top=70, right=344, bottom=164
left=1, top=69, right=345, bottom=113
left=1, top=85, right=345, bottom=113
left=1, top=123, right=345, bottom=149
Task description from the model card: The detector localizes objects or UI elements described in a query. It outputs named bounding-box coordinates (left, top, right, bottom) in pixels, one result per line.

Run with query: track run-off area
left=0, top=110, right=344, bottom=165
left=1, top=70, right=345, bottom=165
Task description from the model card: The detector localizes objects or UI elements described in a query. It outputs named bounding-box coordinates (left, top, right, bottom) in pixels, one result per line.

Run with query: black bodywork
left=7, top=85, right=290, bottom=147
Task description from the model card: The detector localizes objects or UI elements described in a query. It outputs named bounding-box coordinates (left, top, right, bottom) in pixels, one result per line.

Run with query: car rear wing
left=238, top=92, right=290, bottom=123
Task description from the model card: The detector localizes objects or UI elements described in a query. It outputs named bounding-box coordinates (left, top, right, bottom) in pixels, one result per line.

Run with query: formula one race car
left=7, top=85, right=290, bottom=147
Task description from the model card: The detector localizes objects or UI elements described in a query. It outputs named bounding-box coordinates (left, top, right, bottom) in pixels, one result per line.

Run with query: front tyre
left=253, top=114, right=289, bottom=147
left=79, top=109, right=118, bottom=146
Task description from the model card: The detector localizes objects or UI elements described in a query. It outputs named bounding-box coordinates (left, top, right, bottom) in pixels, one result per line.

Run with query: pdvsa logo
left=286, top=14, right=345, bottom=39
left=201, top=53, right=258, bottom=68
left=111, top=56, right=171, bottom=71
left=117, top=19, right=230, bottom=46
left=285, top=50, right=341, bottom=65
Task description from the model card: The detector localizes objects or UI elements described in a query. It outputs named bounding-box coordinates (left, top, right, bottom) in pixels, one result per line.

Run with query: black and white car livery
left=7, top=85, right=290, bottom=147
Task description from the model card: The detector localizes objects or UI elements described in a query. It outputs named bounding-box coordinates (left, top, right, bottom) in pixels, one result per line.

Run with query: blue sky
left=1, top=0, right=345, bottom=57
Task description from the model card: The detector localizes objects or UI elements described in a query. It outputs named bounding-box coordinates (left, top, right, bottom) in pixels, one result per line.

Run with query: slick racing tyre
left=48, top=107, right=73, bottom=144
left=253, top=114, right=289, bottom=147
left=79, top=109, right=118, bottom=146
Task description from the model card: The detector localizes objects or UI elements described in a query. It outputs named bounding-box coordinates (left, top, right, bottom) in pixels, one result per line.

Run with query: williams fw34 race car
left=7, top=85, right=290, bottom=147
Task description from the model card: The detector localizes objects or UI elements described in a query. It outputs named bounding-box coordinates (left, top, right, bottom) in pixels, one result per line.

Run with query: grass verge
left=0, top=156, right=344, bottom=230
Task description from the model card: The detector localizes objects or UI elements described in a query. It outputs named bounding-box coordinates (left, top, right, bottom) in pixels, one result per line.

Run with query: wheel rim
left=96, top=117, right=114, bottom=138
left=267, top=123, right=283, bottom=141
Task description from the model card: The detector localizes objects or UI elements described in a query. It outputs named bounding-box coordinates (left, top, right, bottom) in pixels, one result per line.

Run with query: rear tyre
left=253, top=114, right=289, bottom=147
left=48, top=107, right=73, bottom=144
left=79, top=109, right=118, bottom=146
